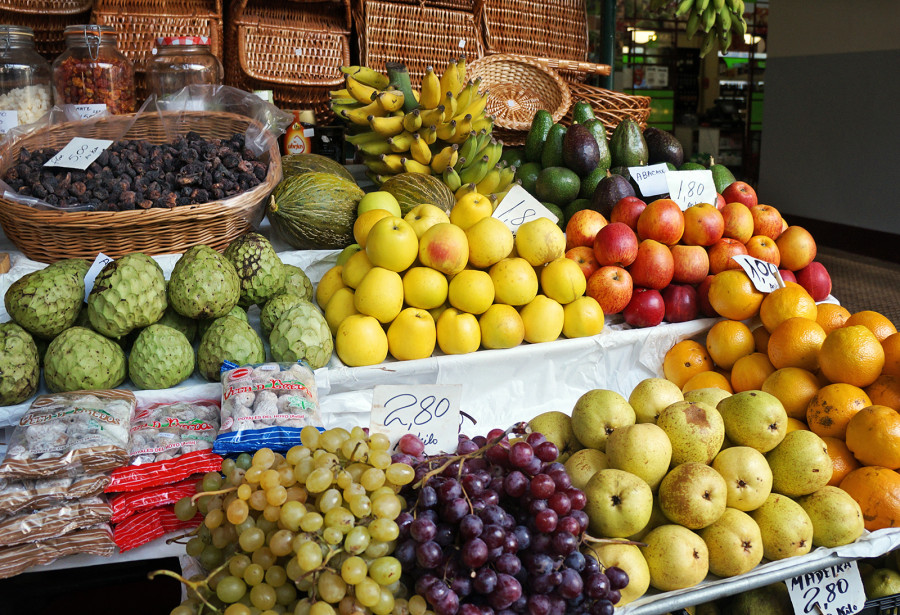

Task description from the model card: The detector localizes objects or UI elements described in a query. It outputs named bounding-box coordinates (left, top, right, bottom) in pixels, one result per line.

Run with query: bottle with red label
left=283, top=110, right=316, bottom=155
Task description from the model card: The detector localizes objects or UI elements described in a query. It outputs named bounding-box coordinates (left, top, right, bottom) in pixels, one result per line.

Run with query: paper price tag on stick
left=493, top=184, right=559, bottom=234
left=44, top=137, right=113, bottom=171
left=732, top=254, right=785, bottom=293
left=370, top=384, right=462, bottom=455
left=787, top=560, right=866, bottom=615
left=665, top=169, right=716, bottom=210
left=83, top=252, right=113, bottom=302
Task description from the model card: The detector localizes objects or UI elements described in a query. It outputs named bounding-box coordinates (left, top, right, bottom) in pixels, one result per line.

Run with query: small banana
left=330, top=88, right=351, bottom=98
left=409, top=132, right=433, bottom=166
left=483, top=139, right=503, bottom=170
left=455, top=80, right=477, bottom=113
left=364, top=157, right=397, bottom=176
left=719, top=27, right=732, bottom=52
left=675, top=0, right=694, bottom=16
left=419, top=66, right=442, bottom=110
left=430, top=144, right=459, bottom=174
left=717, top=9, right=732, bottom=33
left=496, top=163, right=517, bottom=192
left=459, top=155, right=491, bottom=185
left=472, top=115, right=494, bottom=133
left=456, top=56, right=467, bottom=88
left=702, top=5, right=716, bottom=31
left=346, top=131, right=388, bottom=146
left=442, top=166, right=462, bottom=192
left=472, top=129, right=492, bottom=158
left=402, top=157, right=432, bottom=175
left=419, top=125, right=438, bottom=145
left=365, top=170, right=389, bottom=186
left=731, top=14, right=746, bottom=37
left=388, top=131, right=415, bottom=153
left=330, top=101, right=362, bottom=117
left=455, top=182, right=477, bottom=201
left=457, top=91, right=488, bottom=122
left=714, top=0, right=725, bottom=9
left=331, top=97, right=361, bottom=107
left=377, top=90, right=405, bottom=113
left=492, top=179, right=521, bottom=205
left=457, top=132, right=479, bottom=162
left=341, top=66, right=390, bottom=89
left=694, top=0, right=710, bottom=11
left=686, top=12, right=701, bottom=38
left=346, top=75, right=379, bottom=104
left=443, top=92, right=458, bottom=122
left=356, top=138, right=394, bottom=157
left=419, top=106, right=445, bottom=127
left=436, top=120, right=458, bottom=141
left=403, top=109, right=423, bottom=133
left=440, top=58, right=462, bottom=99
left=341, top=100, right=388, bottom=126
left=368, top=113, right=406, bottom=137
left=475, top=164, right=503, bottom=196
left=452, top=156, right=467, bottom=174
left=700, top=29, right=717, bottom=57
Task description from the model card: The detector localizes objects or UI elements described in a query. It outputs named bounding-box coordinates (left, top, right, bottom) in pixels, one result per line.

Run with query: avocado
left=535, top=166, right=580, bottom=207
left=665, top=162, right=677, bottom=171
left=679, top=162, right=707, bottom=171
left=500, top=147, right=526, bottom=168
left=562, top=124, right=601, bottom=177
left=610, top=166, right=632, bottom=182
left=582, top=119, right=611, bottom=171
left=591, top=172, right=635, bottom=218
left=571, top=101, right=595, bottom=125
left=609, top=119, right=648, bottom=168
left=644, top=126, right=684, bottom=167
left=710, top=161, right=736, bottom=193
left=524, top=110, right=553, bottom=163
left=564, top=198, right=592, bottom=221
left=542, top=202, right=566, bottom=230
left=515, top=162, right=543, bottom=195
left=541, top=123, right=567, bottom=169
left=579, top=166, right=605, bottom=200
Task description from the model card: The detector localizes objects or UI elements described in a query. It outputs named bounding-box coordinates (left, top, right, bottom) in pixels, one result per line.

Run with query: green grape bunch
left=651, top=0, right=748, bottom=56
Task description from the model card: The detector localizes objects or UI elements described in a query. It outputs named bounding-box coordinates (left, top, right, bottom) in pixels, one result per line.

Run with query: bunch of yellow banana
left=650, top=0, right=747, bottom=56
left=332, top=60, right=514, bottom=191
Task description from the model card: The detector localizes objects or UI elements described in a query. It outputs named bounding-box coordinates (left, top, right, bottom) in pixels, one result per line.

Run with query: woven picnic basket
left=563, top=81, right=652, bottom=138
left=0, top=0, right=93, bottom=62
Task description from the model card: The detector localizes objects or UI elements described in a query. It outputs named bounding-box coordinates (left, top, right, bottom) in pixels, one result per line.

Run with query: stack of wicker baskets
left=0, top=0, right=93, bottom=62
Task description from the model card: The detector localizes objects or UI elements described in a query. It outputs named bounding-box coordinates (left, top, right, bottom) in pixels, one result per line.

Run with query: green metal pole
left=599, top=0, right=617, bottom=89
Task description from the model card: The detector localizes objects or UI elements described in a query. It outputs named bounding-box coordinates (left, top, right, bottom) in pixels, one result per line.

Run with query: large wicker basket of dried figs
left=0, top=110, right=282, bottom=263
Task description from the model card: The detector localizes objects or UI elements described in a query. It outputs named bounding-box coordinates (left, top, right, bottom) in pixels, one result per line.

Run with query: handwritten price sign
left=44, top=137, right=113, bottom=171
left=73, top=104, right=107, bottom=120
left=732, top=254, right=785, bottom=293
left=370, top=384, right=462, bottom=455
left=787, top=561, right=866, bottom=615
left=493, top=185, right=559, bottom=234
left=83, top=252, right=113, bottom=301
left=665, top=169, right=717, bottom=210
left=629, top=163, right=669, bottom=197
left=0, top=110, right=18, bottom=134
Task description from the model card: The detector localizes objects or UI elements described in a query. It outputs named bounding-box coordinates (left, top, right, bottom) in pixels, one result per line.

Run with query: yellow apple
left=387, top=307, right=436, bottom=361
left=365, top=216, right=419, bottom=272
left=520, top=295, right=565, bottom=343
left=448, top=269, right=495, bottom=315
left=404, top=203, right=451, bottom=238
left=353, top=267, right=403, bottom=324
left=450, top=192, right=492, bottom=230
left=540, top=257, right=587, bottom=305
left=336, top=314, right=388, bottom=367
left=418, top=222, right=469, bottom=275
left=402, top=266, right=449, bottom=310
left=315, top=264, right=346, bottom=309
left=489, top=257, right=538, bottom=306
left=324, top=286, right=359, bottom=335
left=340, top=249, right=373, bottom=289
left=429, top=302, right=450, bottom=324
left=479, top=304, right=525, bottom=349
left=358, top=191, right=402, bottom=217
left=515, top=217, right=566, bottom=266
left=466, top=216, right=515, bottom=269
left=436, top=307, right=481, bottom=355
left=562, top=296, right=605, bottom=338
left=336, top=243, right=362, bottom=267
left=353, top=208, right=393, bottom=248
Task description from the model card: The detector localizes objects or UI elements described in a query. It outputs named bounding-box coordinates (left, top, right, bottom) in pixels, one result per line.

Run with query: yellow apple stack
left=317, top=190, right=606, bottom=366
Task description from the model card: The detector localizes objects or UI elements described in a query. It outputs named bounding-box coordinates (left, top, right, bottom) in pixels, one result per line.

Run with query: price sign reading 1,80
left=665, top=169, right=717, bottom=211
left=370, top=384, right=462, bottom=456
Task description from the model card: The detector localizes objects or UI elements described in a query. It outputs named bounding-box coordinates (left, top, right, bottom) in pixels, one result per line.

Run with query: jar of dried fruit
left=0, top=25, right=52, bottom=133
left=52, top=24, right=136, bottom=115
left=146, top=35, right=222, bottom=100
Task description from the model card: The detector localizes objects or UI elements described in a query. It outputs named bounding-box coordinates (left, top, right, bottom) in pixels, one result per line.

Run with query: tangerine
left=705, top=320, right=755, bottom=370
left=821, top=436, right=860, bottom=487
left=663, top=340, right=713, bottom=389
left=759, top=285, right=818, bottom=333
left=731, top=352, right=776, bottom=393
left=752, top=325, right=770, bottom=355
left=882, top=332, right=900, bottom=378
left=707, top=270, right=765, bottom=321
left=815, top=303, right=851, bottom=335
left=761, top=367, right=822, bottom=420
left=682, top=370, right=733, bottom=394
left=766, top=317, right=826, bottom=371
left=866, top=374, right=900, bottom=411
left=845, top=405, right=900, bottom=469
left=839, top=466, right=900, bottom=531
left=819, top=325, right=885, bottom=388
left=845, top=310, right=897, bottom=343
left=806, top=382, right=872, bottom=439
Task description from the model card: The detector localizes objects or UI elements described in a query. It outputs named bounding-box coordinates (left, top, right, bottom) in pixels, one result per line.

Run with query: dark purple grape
left=513, top=526, right=531, bottom=551
left=426, top=580, right=449, bottom=605
left=501, top=512, right=516, bottom=531
left=479, top=504, right=505, bottom=526
left=551, top=530, right=577, bottom=555
left=564, top=551, right=585, bottom=572
left=590, top=599, right=615, bottom=615
left=438, top=478, right=463, bottom=502
left=460, top=514, right=484, bottom=540
left=485, top=443, right=510, bottom=466
left=530, top=553, right=554, bottom=575
left=460, top=605, right=482, bottom=615
left=557, top=515, right=580, bottom=536
left=461, top=538, right=489, bottom=568
left=511, top=595, right=528, bottom=612
left=530, top=474, right=556, bottom=499
left=523, top=456, right=543, bottom=476
left=583, top=555, right=600, bottom=575
left=496, top=553, right=521, bottom=575
left=528, top=498, right=548, bottom=516
left=584, top=572, right=609, bottom=600
left=548, top=492, right=571, bottom=516
left=605, top=566, right=629, bottom=591
left=410, top=517, right=438, bottom=542
left=486, top=428, right=507, bottom=443
left=435, top=523, right=455, bottom=547
left=457, top=438, right=480, bottom=455
left=534, top=441, right=559, bottom=462
left=504, top=471, right=529, bottom=498
left=474, top=567, right=498, bottom=594
left=569, top=509, right=589, bottom=533
left=462, top=473, right=486, bottom=496
left=473, top=435, right=487, bottom=447
left=508, top=442, right=534, bottom=468
left=451, top=575, right=473, bottom=598
left=547, top=468, right=571, bottom=491
left=442, top=497, right=470, bottom=523
left=605, top=590, right=621, bottom=606
left=416, top=573, right=440, bottom=596
left=395, top=539, right=417, bottom=567
left=558, top=569, right=583, bottom=599
left=544, top=462, right=565, bottom=474
left=418, top=485, right=438, bottom=509
left=465, top=457, right=489, bottom=473
left=525, top=432, right=547, bottom=447
left=481, top=490, right=500, bottom=507
left=392, top=452, right=417, bottom=466
left=548, top=572, right=562, bottom=586
left=502, top=532, right=518, bottom=553
left=481, top=524, right=506, bottom=549
left=416, top=540, right=443, bottom=569
left=547, top=595, right=566, bottom=615
left=527, top=594, right=551, bottom=615
left=420, top=508, right=439, bottom=524
left=567, top=488, right=587, bottom=511
left=534, top=509, right=558, bottom=533
left=434, top=590, right=460, bottom=615
left=530, top=533, right=551, bottom=554
left=489, top=476, right=506, bottom=494
left=490, top=574, right=522, bottom=610
left=530, top=574, right=556, bottom=594
left=488, top=545, right=505, bottom=561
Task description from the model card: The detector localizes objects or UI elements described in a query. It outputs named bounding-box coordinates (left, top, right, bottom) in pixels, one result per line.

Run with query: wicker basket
left=355, top=0, right=484, bottom=88
left=0, top=111, right=281, bottom=263
left=90, top=0, right=224, bottom=102
left=563, top=81, right=652, bottom=139
left=0, top=0, right=93, bottom=62
left=225, top=0, right=349, bottom=125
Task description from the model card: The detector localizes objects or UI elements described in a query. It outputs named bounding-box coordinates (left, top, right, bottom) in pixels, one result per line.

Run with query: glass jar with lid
left=52, top=24, right=136, bottom=115
left=0, top=25, right=52, bottom=133
left=146, top=35, right=223, bottom=99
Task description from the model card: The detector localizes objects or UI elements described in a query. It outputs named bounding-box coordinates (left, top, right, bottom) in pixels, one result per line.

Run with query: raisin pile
left=3, top=132, right=268, bottom=211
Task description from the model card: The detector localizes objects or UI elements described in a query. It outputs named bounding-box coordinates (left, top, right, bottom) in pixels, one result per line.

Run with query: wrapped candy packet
left=108, top=477, right=198, bottom=523
left=0, top=524, right=115, bottom=579
left=0, top=473, right=109, bottom=517
left=113, top=505, right=201, bottom=552
left=0, top=496, right=110, bottom=547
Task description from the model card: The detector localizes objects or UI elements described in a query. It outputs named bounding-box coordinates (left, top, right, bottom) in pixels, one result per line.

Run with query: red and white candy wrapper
left=109, top=477, right=199, bottom=523
left=0, top=524, right=115, bottom=579
left=113, top=505, right=201, bottom=552
left=106, top=449, right=222, bottom=493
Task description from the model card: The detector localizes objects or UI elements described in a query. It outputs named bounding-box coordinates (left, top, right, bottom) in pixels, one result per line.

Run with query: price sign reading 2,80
left=370, top=384, right=462, bottom=456
left=787, top=561, right=866, bottom=615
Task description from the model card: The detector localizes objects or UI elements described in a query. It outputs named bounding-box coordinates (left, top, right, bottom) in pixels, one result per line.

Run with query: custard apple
left=168, top=245, right=240, bottom=319
left=260, top=293, right=308, bottom=338
left=269, top=301, right=333, bottom=369
left=224, top=232, right=285, bottom=307
left=52, top=258, right=91, bottom=279
left=129, top=325, right=194, bottom=390
left=43, top=327, right=127, bottom=392
left=0, top=322, right=40, bottom=405
left=198, top=305, right=247, bottom=340
left=87, top=253, right=167, bottom=338
left=5, top=260, right=85, bottom=339
left=197, top=315, right=265, bottom=381
left=156, top=307, right=198, bottom=344
left=283, top=264, right=313, bottom=302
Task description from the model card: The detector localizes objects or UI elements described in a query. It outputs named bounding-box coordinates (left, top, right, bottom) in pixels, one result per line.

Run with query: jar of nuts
left=146, top=35, right=223, bottom=100
left=52, top=25, right=136, bottom=115
left=0, top=25, right=52, bottom=133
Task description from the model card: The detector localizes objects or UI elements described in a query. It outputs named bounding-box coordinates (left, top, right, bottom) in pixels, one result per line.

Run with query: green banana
left=686, top=12, right=701, bottom=38
left=700, top=29, right=717, bottom=57
left=442, top=166, right=462, bottom=192
left=731, top=15, right=746, bottom=38
left=457, top=132, right=479, bottom=162
left=702, top=5, right=716, bottom=31
left=459, top=155, right=491, bottom=185
left=717, top=9, right=732, bottom=33
left=714, top=0, right=725, bottom=10
left=675, top=0, right=694, bottom=16
left=452, top=156, right=467, bottom=174
left=483, top=139, right=503, bottom=170
left=694, top=0, right=710, bottom=11
left=475, top=164, right=503, bottom=196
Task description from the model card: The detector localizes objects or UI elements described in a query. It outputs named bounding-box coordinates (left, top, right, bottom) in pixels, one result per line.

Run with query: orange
left=786, top=417, right=809, bottom=433
left=705, top=320, right=755, bottom=370
left=882, top=332, right=900, bottom=378
left=752, top=325, right=770, bottom=355
left=759, top=285, right=818, bottom=333
left=761, top=367, right=822, bottom=420
left=845, top=404, right=900, bottom=469
left=818, top=325, right=885, bottom=388
left=815, top=303, right=851, bottom=335
left=663, top=340, right=714, bottom=389
left=707, top=270, right=765, bottom=321
left=682, top=370, right=733, bottom=394
left=821, top=436, right=860, bottom=487
left=845, top=310, right=897, bottom=343
left=806, top=382, right=872, bottom=439
left=730, top=352, right=776, bottom=393
left=839, top=466, right=900, bottom=531
left=766, top=317, right=826, bottom=371
left=866, top=374, right=900, bottom=411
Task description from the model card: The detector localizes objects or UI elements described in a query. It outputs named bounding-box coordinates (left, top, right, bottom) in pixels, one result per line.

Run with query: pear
left=711, top=446, right=773, bottom=511
left=863, top=568, right=900, bottom=600
left=656, top=400, right=725, bottom=465
left=640, top=524, right=709, bottom=591
left=571, top=389, right=636, bottom=451
left=627, top=501, right=668, bottom=542
left=716, top=390, right=788, bottom=453
left=528, top=410, right=580, bottom=459
left=750, top=493, right=813, bottom=560
left=606, top=423, right=672, bottom=490
left=584, top=468, right=653, bottom=538
left=766, top=430, right=833, bottom=497
left=582, top=543, right=649, bottom=606
left=564, top=448, right=609, bottom=490
left=658, top=462, right=727, bottom=529
left=796, top=486, right=865, bottom=547
left=684, top=386, right=732, bottom=407
left=698, top=508, right=764, bottom=577
left=628, top=377, right=683, bottom=424
left=728, top=582, right=793, bottom=614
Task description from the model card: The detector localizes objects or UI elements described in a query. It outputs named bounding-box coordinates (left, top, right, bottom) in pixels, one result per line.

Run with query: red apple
left=745, top=235, right=781, bottom=267
left=749, top=204, right=784, bottom=240
left=586, top=265, right=633, bottom=315
left=636, top=199, right=685, bottom=245
left=593, top=222, right=639, bottom=267
left=697, top=274, right=716, bottom=317
left=610, top=196, right=647, bottom=231
left=795, top=261, right=832, bottom=301
left=708, top=237, right=749, bottom=274
left=565, top=246, right=601, bottom=280
left=623, top=288, right=665, bottom=328
left=682, top=202, right=725, bottom=246
left=779, top=269, right=797, bottom=284
left=715, top=192, right=726, bottom=210
left=628, top=239, right=675, bottom=290
left=721, top=181, right=758, bottom=208
left=662, top=284, right=699, bottom=323
left=721, top=202, right=754, bottom=244
left=671, top=244, right=710, bottom=285
left=565, top=209, right=608, bottom=251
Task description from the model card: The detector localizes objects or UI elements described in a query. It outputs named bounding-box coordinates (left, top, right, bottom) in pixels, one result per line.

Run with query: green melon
left=379, top=172, right=455, bottom=215
left=282, top=153, right=355, bottom=183
left=267, top=172, right=364, bottom=250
